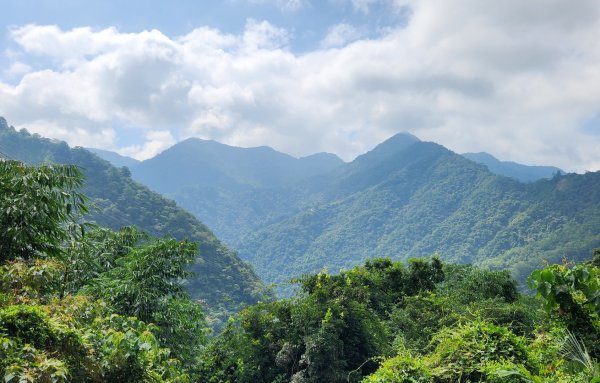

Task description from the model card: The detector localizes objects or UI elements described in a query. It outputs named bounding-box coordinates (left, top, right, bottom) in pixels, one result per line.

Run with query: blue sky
left=2, top=1, right=408, bottom=54
left=1, top=0, right=600, bottom=172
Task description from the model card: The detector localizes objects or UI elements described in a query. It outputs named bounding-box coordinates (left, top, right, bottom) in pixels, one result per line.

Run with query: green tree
left=528, top=260, right=600, bottom=358
left=0, top=161, right=87, bottom=261
left=0, top=160, right=206, bottom=379
left=82, top=235, right=206, bottom=362
left=198, top=257, right=449, bottom=383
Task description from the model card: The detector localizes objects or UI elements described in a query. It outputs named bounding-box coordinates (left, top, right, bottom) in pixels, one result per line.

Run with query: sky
left=1, top=0, right=600, bottom=172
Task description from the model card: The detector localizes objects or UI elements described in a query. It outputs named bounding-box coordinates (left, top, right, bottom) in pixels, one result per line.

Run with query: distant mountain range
left=87, top=147, right=141, bottom=168
left=89, top=132, right=598, bottom=294
left=132, top=137, right=344, bottom=193
left=461, top=152, right=562, bottom=182
left=0, top=117, right=268, bottom=324
left=91, top=137, right=562, bottom=187
left=118, top=138, right=345, bottom=245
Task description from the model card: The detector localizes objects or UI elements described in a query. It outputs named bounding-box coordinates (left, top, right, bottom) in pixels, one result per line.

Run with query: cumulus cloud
left=348, top=0, right=379, bottom=14
left=1, top=0, right=600, bottom=170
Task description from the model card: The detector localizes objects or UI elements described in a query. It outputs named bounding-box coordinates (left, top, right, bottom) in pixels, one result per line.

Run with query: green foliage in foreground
left=0, top=297, right=188, bottom=383
left=198, top=254, right=600, bottom=383
left=0, top=160, right=87, bottom=261
left=529, top=261, right=600, bottom=359
left=0, top=160, right=207, bottom=381
left=363, top=257, right=600, bottom=383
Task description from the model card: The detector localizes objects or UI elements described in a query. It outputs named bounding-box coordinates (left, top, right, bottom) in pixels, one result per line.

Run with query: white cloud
left=17, top=119, right=116, bottom=150
left=3, top=62, right=31, bottom=79
left=1, top=0, right=600, bottom=171
left=242, top=19, right=289, bottom=50
left=275, top=0, right=309, bottom=12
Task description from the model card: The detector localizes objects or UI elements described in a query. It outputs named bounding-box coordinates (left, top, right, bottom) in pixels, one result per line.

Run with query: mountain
left=15, top=119, right=597, bottom=297
left=87, top=147, right=140, bottom=168
left=87, top=128, right=595, bottom=293
left=234, top=133, right=600, bottom=291
left=128, top=138, right=345, bottom=245
left=462, top=152, right=562, bottom=182
left=0, top=117, right=269, bottom=325
left=132, top=138, right=344, bottom=194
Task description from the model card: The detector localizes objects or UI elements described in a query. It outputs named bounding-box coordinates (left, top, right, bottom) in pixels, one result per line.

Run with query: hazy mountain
left=128, top=138, right=345, bottom=245
left=462, top=152, right=562, bottom=182
left=87, top=147, right=140, bottom=168
left=132, top=138, right=344, bottom=193
left=0, top=118, right=269, bottom=324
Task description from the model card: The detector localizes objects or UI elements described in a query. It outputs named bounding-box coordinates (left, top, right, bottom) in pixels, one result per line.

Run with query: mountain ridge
left=234, top=139, right=599, bottom=292
left=118, top=136, right=345, bottom=245
left=87, top=147, right=141, bottom=168
left=37, top=125, right=598, bottom=296
left=462, top=151, right=562, bottom=182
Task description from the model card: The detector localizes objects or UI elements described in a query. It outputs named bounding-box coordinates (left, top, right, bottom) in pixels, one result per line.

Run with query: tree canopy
left=0, top=160, right=208, bottom=382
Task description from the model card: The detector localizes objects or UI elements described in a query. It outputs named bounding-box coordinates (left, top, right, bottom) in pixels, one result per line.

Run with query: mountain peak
left=178, top=137, right=222, bottom=147
left=371, top=132, right=420, bottom=155
left=386, top=131, right=420, bottom=143
left=0, top=117, right=8, bottom=130
left=355, top=132, right=420, bottom=164
left=300, top=152, right=344, bottom=163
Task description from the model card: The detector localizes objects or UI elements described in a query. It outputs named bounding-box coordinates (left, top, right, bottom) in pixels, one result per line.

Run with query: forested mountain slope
left=236, top=134, right=600, bottom=289
left=0, top=117, right=268, bottom=323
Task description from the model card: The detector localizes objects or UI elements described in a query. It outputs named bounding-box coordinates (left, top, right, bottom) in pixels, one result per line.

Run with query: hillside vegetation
left=0, top=118, right=268, bottom=326
left=0, top=160, right=207, bottom=381
left=237, top=136, right=600, bottom=290
left=197, top=252, right=600, bottom=382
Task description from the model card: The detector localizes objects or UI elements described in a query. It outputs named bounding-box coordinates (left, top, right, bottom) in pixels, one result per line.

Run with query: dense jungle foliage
left=0, top=160, right=207, bottom=381
left=0, top=118, right=269, bottom=327
left=197, top=252, right=600, bottom=383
